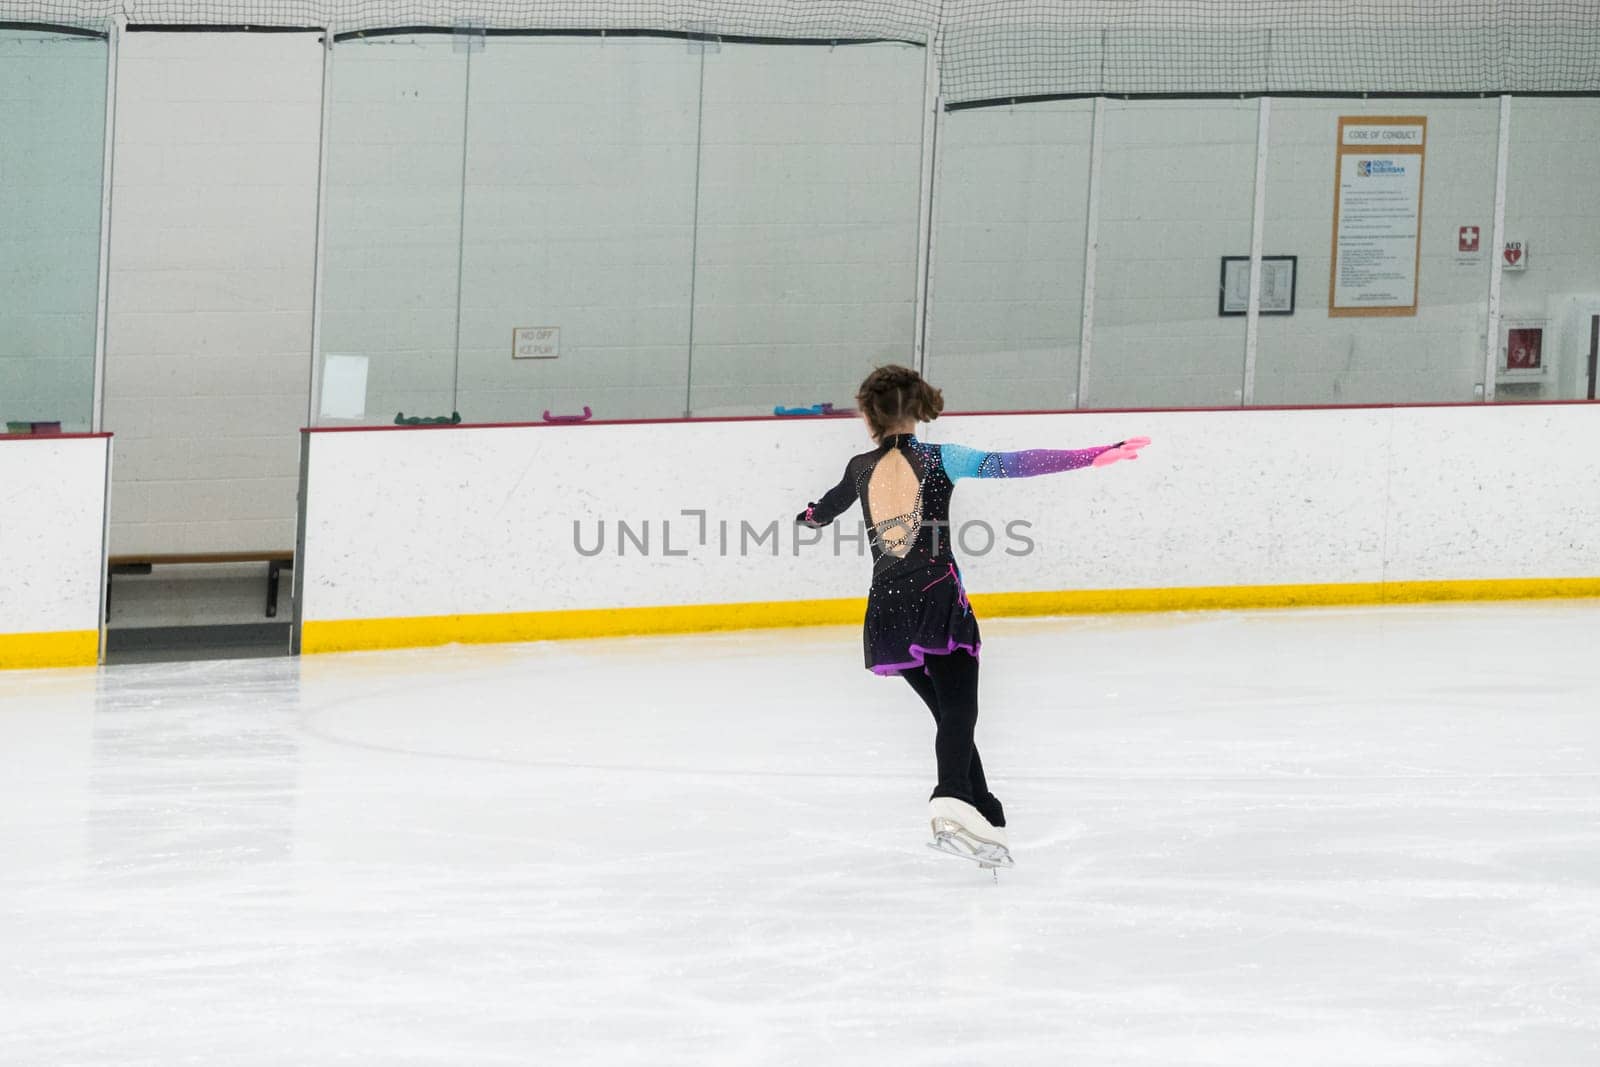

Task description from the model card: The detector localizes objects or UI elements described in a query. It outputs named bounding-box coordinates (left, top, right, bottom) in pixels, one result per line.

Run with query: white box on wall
left=320, top=355, right=370, bottom=418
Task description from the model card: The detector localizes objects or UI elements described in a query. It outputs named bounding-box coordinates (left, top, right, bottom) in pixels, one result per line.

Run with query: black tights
left=899, top=650, right=1005, bottom=828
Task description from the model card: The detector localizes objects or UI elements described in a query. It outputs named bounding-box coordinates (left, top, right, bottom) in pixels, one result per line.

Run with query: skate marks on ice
left=2, top=605, right=1599, bottom=1065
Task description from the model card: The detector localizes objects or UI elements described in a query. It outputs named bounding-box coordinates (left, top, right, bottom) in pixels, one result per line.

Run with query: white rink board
left=300, top=418, right=875, bottom=621
left=921, top=408, right=1393, bottom=594
left=0, top=437, right=109, bottom=635
left=1384, top=404, right=1599, bottom=581
left=300, top=406, right=1600, bottom=623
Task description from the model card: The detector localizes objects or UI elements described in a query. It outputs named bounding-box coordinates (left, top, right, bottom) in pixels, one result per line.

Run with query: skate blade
left=927, top=831, right=1014, bottom=870
left=931, top=817, right=1015, bottom=867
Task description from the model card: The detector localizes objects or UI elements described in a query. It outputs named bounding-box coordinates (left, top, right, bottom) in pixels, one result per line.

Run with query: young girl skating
left=796, top=365, right=1148, bottom=869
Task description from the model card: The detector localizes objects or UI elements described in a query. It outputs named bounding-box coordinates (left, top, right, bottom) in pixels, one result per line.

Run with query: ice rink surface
left=3, top=603, right=1598, bottom=1065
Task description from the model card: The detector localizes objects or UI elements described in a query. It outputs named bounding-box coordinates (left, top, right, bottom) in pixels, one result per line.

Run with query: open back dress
left=799, top=432, right=1113, bottom=675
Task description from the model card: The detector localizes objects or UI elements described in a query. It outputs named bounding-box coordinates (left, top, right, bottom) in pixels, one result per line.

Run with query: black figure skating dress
left=798, top=433, right=1114, bottom=675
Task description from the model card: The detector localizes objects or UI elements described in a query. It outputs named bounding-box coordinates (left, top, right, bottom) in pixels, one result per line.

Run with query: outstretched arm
left=941, top=437, right=1150, bottom=480
left=795, top=464, right=859, bottom=527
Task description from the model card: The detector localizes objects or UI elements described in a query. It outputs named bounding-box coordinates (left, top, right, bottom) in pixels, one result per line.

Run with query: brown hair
left=855, top=364, right=944, bottom=442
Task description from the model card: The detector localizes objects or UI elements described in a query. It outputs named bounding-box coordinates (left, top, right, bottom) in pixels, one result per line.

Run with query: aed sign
left=1502, top=240, right=1528, bottom=271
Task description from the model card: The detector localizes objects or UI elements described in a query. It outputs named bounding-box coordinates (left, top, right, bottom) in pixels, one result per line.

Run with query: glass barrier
left=925, top=100, right=1093, bottom=413
left=686, top=41, right=925, bottom=417
left=0, top=29, right=108, bottom=435
left=320, top=36, right=467, bottom=426
left=1494, top=98, right=1600, bottom=403
left=1085, top=99, right=1256, bottom=408
left=456, top=37, right=700, bottom=423
left=318, top=36, right=922, bottom=425
left=315, top=38, right=1597, bottom=423
left=1254, top=99, right=1499, bottom=405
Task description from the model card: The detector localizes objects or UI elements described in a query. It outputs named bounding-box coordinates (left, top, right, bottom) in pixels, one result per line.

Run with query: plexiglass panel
left=687, top=42, right=925, bottom=416
left=314, top=36, right=1594, bottom=424
left=1253, top=99, right=1499, bottom=405
left=925, top=100, right=1093, bottom=413
left=455, top=38, right=700, bottom=423
left=0, top=30, right=108, bottom=434
left=1086, top=100, right=1256, bottom=409
left=321, top=37, right=466, bottom=425
left=1494, top=98, right=1600, bottom=403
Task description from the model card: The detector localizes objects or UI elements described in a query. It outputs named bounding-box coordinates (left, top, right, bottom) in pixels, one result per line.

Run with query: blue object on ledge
left=774, top=404, right=826, bottom=416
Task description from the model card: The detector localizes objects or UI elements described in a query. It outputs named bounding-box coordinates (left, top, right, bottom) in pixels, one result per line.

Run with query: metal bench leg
left=267, top=561, right=281, bottom=618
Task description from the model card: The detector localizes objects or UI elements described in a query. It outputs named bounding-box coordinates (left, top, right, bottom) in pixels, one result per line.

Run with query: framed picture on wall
left=1219, top=256, right=1297, bottom=316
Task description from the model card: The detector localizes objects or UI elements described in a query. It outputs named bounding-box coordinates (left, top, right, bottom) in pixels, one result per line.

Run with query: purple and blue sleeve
left=940, top=441, right=1113, bottom=480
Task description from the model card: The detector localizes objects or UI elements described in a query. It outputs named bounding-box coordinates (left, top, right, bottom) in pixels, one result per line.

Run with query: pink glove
left=1092, top=436, right=1151, bottom=467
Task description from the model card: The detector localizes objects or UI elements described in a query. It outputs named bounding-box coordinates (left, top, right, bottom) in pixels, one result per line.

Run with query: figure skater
left=795, top=365, right=1148, bottom=867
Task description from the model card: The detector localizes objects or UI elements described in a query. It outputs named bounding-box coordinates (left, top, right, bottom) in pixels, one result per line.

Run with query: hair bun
left=855, top=364, right=942, bottom=441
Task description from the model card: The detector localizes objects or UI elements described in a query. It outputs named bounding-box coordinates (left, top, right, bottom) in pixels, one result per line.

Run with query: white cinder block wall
left=0, top=31, right=106, bottom=433
left=104, top=32, right=321, bottom=555
left=926, top=100, right=1093, bottom=413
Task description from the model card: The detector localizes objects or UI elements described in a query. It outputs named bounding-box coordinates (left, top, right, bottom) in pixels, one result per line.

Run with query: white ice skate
left=926, top=796, right=1014, bottom=871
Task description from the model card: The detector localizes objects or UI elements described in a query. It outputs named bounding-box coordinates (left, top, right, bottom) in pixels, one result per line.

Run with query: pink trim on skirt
left=870, top=637, right=982, bottom=676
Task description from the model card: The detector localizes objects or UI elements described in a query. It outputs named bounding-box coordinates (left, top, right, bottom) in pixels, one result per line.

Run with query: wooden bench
left=107, top=551, right=295, bottom=621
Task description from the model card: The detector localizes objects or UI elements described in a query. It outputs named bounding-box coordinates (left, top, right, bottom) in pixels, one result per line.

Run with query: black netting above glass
left=2, top=0, right=115, bottom=28
left=3, top=0, right=1598, bottom=102
left=942, top=0, right=1600, bottom=103
left=0, top=1, right=941, bottom=38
